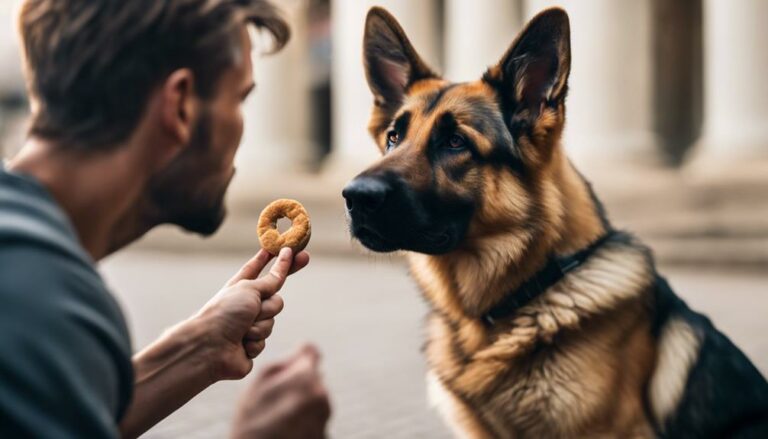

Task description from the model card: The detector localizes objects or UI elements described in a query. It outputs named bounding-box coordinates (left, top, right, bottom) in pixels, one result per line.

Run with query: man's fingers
left=288, top=251, right=311, bottom=275
left=258, top=361, right=289, bottom=379
left=245, top=319, right=275, bottom=341
left=229, top=248, right=306, bottom=294
left=244, top=339, right=266, bottom=359
left=256, top=295, right=284, bottom=320
left=282, top=344, right=322, bottom=377
left=298, top=344, right=321, bottom=368
left=227, top=250, right=273, bottom=286
left=255, top=344, right=321, bottom=384
left=253, top=248, right=293, bottom=297
left=255, top=346, right=308, bottom=379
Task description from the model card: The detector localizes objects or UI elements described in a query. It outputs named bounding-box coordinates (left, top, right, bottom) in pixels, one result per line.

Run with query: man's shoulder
left=0, top=167, right=132, bottom=368
left=0, top=242, right=109, bottom=313
left=0, top=238, right=133, bottom=365
left=0, top=240, right=135, bottom=431
left=0, top=169, right=109, bottom=317
left=0, top=166, right=134, bottom=429
left=0, top=247, right=134, bottom=436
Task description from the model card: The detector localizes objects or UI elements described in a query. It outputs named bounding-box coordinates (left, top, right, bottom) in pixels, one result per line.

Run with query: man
left=0, top=0, right=331, bottom=437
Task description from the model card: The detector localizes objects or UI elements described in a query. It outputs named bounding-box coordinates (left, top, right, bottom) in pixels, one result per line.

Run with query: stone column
left=0, top=0, right=27, bottom=159
left=444, top=0, right=523, bottom=82
left=692, top=0, right=768, bottom=168
left=525, top=0, right=659, bottom=172
left=327, top=0, right=440, bottom=182
left=230, top=0, right=313, bottom=201
left=0, top=0, right=24, bottom=93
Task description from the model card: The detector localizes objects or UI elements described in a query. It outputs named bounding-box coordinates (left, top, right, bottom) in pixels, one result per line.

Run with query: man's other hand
left=232, top=345, right=331, bottom=439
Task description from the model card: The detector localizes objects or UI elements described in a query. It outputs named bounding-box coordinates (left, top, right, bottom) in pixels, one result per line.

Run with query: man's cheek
left=208, top=114, right=231, bottom=155
left=228, top=109, right=244, bottom=145
left=224, top=114, right=244, bottom=166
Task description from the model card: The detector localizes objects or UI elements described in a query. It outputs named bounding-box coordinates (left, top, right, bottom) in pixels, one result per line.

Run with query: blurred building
left=226, top=0, right=767, bottom=173
left=1, top=0, right=766, bottom=266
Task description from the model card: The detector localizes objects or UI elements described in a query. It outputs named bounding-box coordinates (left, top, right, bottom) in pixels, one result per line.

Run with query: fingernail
left=279, top=247, right=292, bottom=260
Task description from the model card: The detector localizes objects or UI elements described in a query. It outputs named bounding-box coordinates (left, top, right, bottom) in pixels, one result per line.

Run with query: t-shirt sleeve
left=0, top=245, right=133, bottom=438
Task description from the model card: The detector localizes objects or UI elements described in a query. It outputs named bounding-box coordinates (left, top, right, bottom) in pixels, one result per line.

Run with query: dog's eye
left=387, top=130, right=399, bottom=148
left=447, top=134, right=466, bottom=150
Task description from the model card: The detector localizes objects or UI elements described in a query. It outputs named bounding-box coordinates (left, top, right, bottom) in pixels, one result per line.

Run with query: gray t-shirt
left=0, top=162, right=133, bottom=437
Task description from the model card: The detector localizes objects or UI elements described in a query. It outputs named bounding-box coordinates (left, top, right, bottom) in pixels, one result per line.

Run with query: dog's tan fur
left=413, top=238, right=658, bottom=437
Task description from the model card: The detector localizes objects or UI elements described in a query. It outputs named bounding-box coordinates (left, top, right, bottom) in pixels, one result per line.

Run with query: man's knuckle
left=268, top=271, right=285, bottom=285
left=236, top=279, right=256, bottom=292
left=252, top=277, right=272, bottom=291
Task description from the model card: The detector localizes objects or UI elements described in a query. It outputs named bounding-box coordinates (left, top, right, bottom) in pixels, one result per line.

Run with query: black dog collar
left=483, top=231, right=617, bottom=326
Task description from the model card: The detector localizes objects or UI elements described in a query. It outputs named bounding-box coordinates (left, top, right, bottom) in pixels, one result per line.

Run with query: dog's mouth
left=350, top=218, right=456, bottom=254
left=352, top=224, right=398, bottom=252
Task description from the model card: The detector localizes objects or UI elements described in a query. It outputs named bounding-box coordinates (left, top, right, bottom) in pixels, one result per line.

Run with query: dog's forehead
left=399, top=80, right=507, bottom=157
left=406, top=80, right=497, bottom=115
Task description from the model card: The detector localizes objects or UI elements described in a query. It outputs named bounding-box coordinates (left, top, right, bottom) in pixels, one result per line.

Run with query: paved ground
left=100, top=250, right=768, bottom=438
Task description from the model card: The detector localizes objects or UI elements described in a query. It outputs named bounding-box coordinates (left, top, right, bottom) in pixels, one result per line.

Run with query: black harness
left=482, top=231, right=617, bottom=326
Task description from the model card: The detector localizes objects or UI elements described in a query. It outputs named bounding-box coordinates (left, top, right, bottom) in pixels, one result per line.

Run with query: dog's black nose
left=342, top=177, right=390, bottom=214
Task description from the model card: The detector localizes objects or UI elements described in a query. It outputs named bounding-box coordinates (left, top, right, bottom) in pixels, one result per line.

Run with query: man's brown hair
left=18, top=0, right=290, bottom=150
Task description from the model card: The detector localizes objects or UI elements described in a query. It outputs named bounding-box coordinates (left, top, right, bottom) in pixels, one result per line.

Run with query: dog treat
left=257, top=199, right=311, bottom=255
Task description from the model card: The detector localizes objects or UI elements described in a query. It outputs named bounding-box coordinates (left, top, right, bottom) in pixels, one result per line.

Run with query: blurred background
left=1, top=0, right=766, bottom=437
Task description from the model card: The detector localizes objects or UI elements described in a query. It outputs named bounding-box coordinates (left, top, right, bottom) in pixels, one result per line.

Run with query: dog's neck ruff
left=483, top=230, right=618, bottom=326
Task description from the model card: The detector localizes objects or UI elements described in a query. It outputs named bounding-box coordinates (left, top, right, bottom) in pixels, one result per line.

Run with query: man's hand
left=232, top=345, right=331, bottom=439
left=194, top=248, right=310, bottom=381
left=120, top=248, right=310, bottom=438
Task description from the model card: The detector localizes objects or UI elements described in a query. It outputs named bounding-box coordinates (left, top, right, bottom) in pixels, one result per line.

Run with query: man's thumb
left=226, top=250, right=273, bottom=286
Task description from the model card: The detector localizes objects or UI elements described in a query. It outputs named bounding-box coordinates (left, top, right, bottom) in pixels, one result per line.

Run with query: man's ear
left=485, top=8, right=571, bottom=127
left=161, top=69, right=198, bottom=148
left=363, top=7, right=437, bottom=111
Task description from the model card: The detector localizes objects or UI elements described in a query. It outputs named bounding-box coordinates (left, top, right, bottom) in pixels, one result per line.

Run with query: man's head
left=18, top=0, right=289, bottom=235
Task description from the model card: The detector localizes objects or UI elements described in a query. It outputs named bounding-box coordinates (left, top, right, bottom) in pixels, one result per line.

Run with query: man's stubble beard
left=145, top=109, right=234, bottom=237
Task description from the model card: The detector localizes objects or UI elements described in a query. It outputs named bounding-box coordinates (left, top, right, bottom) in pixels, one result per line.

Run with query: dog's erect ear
left=485, top=8, right=571, bottom=124
left=364, top=7, right=437, bottom=110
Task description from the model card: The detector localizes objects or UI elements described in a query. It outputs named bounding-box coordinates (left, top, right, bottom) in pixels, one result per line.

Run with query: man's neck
left=8, top=138, right=152, bottom=261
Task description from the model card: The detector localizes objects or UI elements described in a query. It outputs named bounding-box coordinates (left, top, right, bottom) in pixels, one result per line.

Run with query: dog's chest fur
left=428, top=307, right=656, bottom=438
left=411, top=240, right=659, bottom=438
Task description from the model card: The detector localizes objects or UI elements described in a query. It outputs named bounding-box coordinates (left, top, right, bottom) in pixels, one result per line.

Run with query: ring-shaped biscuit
left=257, top=199, right=311, bottom=255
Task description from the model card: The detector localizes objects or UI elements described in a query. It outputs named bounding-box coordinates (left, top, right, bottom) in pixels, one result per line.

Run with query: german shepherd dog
left=342, top=7, right=768, bottom=438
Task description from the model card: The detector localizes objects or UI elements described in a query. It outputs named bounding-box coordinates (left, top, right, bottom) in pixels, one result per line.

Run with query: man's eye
left=447, top=134, right=466, bottom=150
left=387, top=130, right=399, bottom=147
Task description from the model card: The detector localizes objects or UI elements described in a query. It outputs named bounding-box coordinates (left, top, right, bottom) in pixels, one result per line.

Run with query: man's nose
left=342, top=176, right=391, bottom=214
